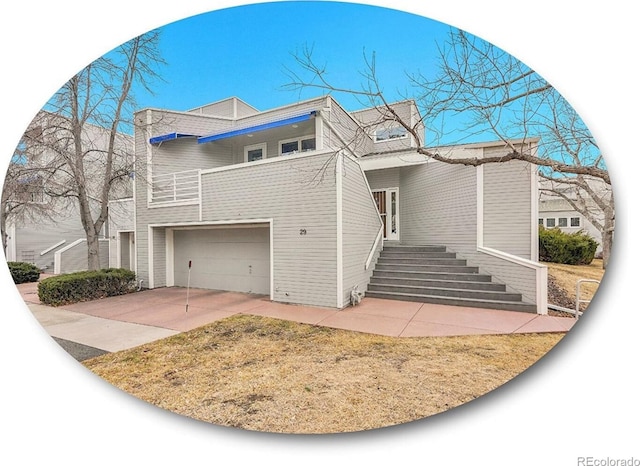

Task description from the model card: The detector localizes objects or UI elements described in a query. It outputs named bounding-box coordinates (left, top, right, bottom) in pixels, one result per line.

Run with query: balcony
left=150, top=169, right=200, bottom=206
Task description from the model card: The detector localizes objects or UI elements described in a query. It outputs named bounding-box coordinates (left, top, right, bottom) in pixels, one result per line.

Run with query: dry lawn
left=544, top=259, right=605, bottom=309
left=84, top=314, right=564, bottom=434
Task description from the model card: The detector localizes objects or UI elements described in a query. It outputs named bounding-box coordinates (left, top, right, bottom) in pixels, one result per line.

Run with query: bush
left=539, top=226, right=598, bottom=265
left=8, top=261, right=41, bottom=284
left=38, top=268, right=136, bottom=307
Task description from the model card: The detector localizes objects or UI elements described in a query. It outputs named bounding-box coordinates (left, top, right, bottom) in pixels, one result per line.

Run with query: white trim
left=147, top=225, right=154, bottom=288
left=359, top=152, right=430, bottom=171
left=146, top=110, right=153, bottom=209
left=244, top=142, right=267, bottom=163
left=371, top=187, right=400, bottom=241
left=278, top=134, right=316, bottom=156
left=53, top=239, right=85, bottom=274
left=166, top=229, right=174, bottom=286
left=365, top=225, right=384, bottom=270
left=7, top=223, right=16, bottom=262
left=478, top=246, right=548, bottom=315
left=40, top=240, right=66, bottom=256
left=530, top=160, right=539, bottom=260
left=477, top=165, right=484, bottom=248
left=336, top=152, right=344, bottom=308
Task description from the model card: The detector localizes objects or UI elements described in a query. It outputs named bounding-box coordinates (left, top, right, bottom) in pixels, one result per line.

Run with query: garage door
left=173, top=226, right=270, bottom=295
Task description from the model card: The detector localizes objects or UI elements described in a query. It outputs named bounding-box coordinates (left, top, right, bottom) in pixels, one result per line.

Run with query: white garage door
left=173, top=226, right=270, bottom=295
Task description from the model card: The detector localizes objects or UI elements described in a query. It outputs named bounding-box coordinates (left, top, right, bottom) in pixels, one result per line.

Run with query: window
left=571, top=217, right=581, bottom=227
left=558, top=217, right=568, bottom=227
left=538, top=218, right=544, bottom=226
left=546, top=218, right=556, bottom=228
left=374, top=125, right=407, bottom=143
left=244, top=143, right=267, bottom=162
left=279, top=136, right=315, bottom=156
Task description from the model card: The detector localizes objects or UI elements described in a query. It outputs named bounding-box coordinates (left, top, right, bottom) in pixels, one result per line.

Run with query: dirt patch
left=84, top=314, right=564, bottom=434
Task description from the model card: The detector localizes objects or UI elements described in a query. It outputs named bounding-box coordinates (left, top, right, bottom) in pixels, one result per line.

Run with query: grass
left=544, top=258, right=605, bottom=308
left=84, top=314, right=564, bottom=434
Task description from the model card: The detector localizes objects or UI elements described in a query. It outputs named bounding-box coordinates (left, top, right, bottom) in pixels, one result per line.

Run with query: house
left=125, top=95, right=547, bottom=314
left=3, top=111, right=133, bottom=274
left=538, top=178, right=607, bottom=256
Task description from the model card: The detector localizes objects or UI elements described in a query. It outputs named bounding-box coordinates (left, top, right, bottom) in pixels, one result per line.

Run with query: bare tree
left=284, top=29, right=614, bottom=267
left=3, top=31, right=165, bottom=270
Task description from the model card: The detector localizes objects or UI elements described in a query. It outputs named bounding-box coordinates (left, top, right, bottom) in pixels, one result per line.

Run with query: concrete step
left=365, top=290, right=538, bottom=313
left=368, top=283, right=522, bottom=302
left=372, top=270, right=493, bottom=282
left=369, top=276, right=506, bottom=292
left=380, top=251, right=458, bottom=260
left=383, top=245, right=447, bottom=253
left=377, top=257, right=467, bottom=266
left=375, top=263, right=480, bottom=274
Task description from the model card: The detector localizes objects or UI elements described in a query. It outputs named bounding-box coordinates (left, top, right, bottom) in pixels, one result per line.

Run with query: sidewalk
left=19, top=282, right=576, bottom=361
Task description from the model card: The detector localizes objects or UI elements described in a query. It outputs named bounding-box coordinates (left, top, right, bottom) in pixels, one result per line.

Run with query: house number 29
left=299, top=229, right=307, bottom=235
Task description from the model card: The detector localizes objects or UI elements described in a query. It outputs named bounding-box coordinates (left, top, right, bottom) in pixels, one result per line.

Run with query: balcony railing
left=151, top=169, right=200, bottom=205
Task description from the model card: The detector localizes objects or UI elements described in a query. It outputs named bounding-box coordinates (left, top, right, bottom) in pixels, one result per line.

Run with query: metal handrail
left=575, top=279, right=600, bottom=320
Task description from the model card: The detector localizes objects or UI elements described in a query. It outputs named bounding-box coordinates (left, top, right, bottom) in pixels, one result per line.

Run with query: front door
left=372, top=188, right=399, bottom=241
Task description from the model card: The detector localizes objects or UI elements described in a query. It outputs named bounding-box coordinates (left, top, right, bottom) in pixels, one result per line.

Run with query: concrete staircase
left=366, top=245, right=537, bottom=313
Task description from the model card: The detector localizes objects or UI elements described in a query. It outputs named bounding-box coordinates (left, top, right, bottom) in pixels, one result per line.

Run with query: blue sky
left=131, top=2, right=449, bottom=113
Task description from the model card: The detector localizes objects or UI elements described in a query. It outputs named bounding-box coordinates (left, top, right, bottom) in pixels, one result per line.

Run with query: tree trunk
left=86, top=229, right=101, bottom=271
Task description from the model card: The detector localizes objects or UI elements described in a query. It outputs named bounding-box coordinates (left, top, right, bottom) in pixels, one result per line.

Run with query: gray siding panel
left=341, top=156, right=383, bottom=306
left=483, top=158, right=533, bottom=258
left=365, top=168, right=400, bottom=190
left=400, top=162, right=477, bottom=250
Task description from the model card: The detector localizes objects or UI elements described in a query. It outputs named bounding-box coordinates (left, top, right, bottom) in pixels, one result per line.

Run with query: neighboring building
left=538, top=178, right=607, bottom=255
left=123, top=95, right=547, bottom=314
left=4, top=111, right=133, bottom=273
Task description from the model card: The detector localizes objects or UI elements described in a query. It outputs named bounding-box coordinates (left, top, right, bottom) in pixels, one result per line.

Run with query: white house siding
left=482, top=158, right=534, bottom=258
left=365, top=168, right=400, bottom=191
left=198, top=151, right=339, bottom=308
left=341, top=155, right=384, bottom=306
left=399, top=162, right=477, bottom=251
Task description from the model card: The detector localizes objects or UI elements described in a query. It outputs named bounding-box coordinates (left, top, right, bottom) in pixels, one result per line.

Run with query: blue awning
left=197, top=111, right=316, bottom=144
left=149, top=132, right=199, bottom=145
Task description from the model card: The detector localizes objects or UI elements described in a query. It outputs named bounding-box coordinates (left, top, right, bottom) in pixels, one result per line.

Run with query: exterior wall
left=365, top=168, right=400, bottom=191
left=351, top=100, right=424, bottom=153
left=482, top=158, right=534, bottom=258
left=399, top=162, right=477, bottom=250
left=136, top=149, right=344, bottom=308
left=199, top=152, right=338, bottom=308
left=341, top=155, right=384, bottom=306
left=394, top=155, right=539, bottom=304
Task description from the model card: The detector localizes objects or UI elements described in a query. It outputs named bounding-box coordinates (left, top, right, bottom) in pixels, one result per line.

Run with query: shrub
left=539, top=226, right=598, bottom=265
left=38, top=268, right=136, bottom=307
left=8, top=261, right=41, bottom=284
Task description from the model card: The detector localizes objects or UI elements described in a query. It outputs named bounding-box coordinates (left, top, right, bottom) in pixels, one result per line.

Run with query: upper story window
left=374, top=125, right=408, bottom=143
left=244, top=143, right=267, bottom=162
left=279, top=135, right=316, bottom=156
left=571, top=217, right=581, bottom=227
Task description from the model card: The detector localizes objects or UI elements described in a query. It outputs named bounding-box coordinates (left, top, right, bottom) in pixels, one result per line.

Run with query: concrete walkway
left=19, top=282, right=576, bottom=358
